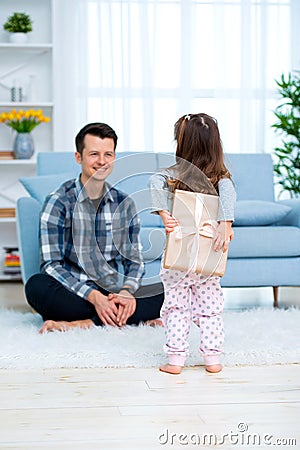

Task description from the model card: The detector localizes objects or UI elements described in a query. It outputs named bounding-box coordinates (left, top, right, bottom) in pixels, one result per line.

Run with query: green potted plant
left=272, top=71, right=300, bottom=198
left=3, top=12, right=33, bottom=44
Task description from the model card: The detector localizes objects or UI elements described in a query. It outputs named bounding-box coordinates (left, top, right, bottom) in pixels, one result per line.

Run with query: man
left=25, top=122, right=164, bottom=333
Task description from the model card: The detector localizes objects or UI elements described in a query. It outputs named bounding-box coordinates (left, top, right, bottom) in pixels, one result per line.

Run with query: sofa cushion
left=114, top=174, right=162, bottom=227
left=156, top=152, right=176, bottom=168
left=108, top=152, right=158, bottom=186
left=142, top=260, right=162, bottom=285
left=37, top=152, right=80, bottom=176
left=229, top=226, right=300, bottom=258
left=221, top=257, right=300, bottom=287
left=234, top=200, right=292, bottom=226
left=20, top=173, right=75, bottom=204
left=140, top=227, right=166, bottom=261
left=225, top=153, right=275, bottom=201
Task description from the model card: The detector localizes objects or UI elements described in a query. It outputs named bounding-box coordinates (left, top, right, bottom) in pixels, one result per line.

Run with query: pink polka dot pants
left=160, top=268, right=224, bottom=367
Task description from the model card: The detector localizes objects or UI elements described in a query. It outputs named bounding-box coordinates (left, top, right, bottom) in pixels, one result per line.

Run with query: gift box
left=163, top=189, right=228, bottom=277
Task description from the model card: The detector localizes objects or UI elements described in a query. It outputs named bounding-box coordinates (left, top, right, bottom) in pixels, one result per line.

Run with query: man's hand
left=214, top=221, right=234, bottom=253
left=108, top=290, right=137, bottom=326
left=87, top=289, right=119, bottom=326
left=159, top=210, right=179, bottom=234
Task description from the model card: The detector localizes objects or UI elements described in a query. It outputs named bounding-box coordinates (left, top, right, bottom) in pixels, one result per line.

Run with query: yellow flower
left=0, top=108, right=51, bottom=133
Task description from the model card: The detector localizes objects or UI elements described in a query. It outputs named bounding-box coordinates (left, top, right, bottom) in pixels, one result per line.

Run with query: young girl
left=149, top=113, right=236, bottom=374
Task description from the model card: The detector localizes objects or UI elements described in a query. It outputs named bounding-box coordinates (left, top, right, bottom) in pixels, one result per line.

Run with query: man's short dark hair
left=75, top=122, right=118, bottom=155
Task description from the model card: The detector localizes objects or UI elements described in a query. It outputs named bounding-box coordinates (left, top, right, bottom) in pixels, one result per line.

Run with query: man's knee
left=25, top=273, right=48, bottom=306
left=130, top=284, right=164, bottom=324
left=136, top=282, right=164, bottom=299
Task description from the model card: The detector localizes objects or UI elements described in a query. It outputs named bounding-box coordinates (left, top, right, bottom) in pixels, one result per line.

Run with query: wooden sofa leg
left=273, top=286, right=279, bottom=308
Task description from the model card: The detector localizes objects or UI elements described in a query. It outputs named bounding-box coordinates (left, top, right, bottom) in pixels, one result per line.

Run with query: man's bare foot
left=205, top=364, right=222, bottom=373
left=146, top=318, right=164, bottom=327
left=159, top=364, right=182, bottom=374
left=39, top=319, right=94, bottom=334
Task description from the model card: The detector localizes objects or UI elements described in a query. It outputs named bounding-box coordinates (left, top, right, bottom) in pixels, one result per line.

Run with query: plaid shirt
left=40, top=177, right=144, bottom=299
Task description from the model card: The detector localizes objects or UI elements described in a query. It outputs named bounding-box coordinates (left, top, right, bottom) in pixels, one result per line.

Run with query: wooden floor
left=0, top=283, right=299, bottom=449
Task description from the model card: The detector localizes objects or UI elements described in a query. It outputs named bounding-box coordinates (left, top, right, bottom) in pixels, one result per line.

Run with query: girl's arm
left=149, top=170, right=178, bottom=233
left=215, top=178, right=236, bottom=252
left=149, top=171, right=179, bottom=233
left=148, top=171, right=171, bottom=214
left=158, top=210, right=179, bottom=234
left=214, top=220, right=234, bottom=253
left=217, top=178, right=236, bottom=221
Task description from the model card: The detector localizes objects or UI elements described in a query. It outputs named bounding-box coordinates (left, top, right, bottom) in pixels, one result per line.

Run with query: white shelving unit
left=0, top=160, right=36, bottom=281
left=0, top=0, right=53, bottom=281
left=0, top=0, right=53, bottom=153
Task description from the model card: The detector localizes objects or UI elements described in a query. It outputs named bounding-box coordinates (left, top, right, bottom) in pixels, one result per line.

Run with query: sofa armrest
left=278, top=199, right=300, bottom=227
left=16, top=197, right=42, bottom=283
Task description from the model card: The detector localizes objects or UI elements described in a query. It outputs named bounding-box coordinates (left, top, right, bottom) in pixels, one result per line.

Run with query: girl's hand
left=158, top=210, right=179, bottom=234
left=214, top=221, right=234, bottom=253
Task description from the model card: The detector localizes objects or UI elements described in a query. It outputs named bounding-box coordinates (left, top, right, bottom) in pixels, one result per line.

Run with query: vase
left=9, top=33, right=28, bottom=44
left=13, top=133, right=34, bottom=159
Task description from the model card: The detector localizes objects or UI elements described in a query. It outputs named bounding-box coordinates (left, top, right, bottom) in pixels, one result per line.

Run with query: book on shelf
left=3, top=246, right=21, bottom=276
left=5, top=255, right=20, bottom=266
left=0, top=151, right=15, bottom=160
left=3, top=267, right=21, bottom=275
left=0, top=208, right=16, bottom=218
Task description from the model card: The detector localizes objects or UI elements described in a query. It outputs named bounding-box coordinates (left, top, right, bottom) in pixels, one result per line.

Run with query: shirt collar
left=75, top=176, right=114, bottom=204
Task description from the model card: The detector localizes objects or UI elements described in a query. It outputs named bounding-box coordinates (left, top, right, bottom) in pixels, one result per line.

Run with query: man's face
left=75, top=134, right=116, bottom=184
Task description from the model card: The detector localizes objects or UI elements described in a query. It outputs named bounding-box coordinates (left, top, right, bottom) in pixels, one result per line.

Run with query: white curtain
left=53, top=0, right=299, bottom=154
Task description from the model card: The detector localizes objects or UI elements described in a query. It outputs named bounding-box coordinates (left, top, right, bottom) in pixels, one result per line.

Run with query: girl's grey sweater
left=148, top=169, right=236, bottom=222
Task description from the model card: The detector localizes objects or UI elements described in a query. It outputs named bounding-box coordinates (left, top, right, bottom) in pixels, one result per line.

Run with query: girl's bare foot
left=39, top=319, right=94, bottom=334
left=205, top=364, right=222, bottom=373
left=159, top=364, right=182, bottom=374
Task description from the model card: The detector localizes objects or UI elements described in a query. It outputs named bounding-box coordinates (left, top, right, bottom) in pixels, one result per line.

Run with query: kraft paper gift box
left=163, top=189, right=228, bottom=277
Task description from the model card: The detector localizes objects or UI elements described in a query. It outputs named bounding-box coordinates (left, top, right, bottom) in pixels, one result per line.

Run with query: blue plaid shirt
left=40, top=177, right=145, bottom=299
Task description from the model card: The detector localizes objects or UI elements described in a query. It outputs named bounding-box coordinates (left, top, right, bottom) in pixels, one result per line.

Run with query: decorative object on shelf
left=3, top=12, right=33, bottom=44
left=0, top=108, right=50, bottom=159
left=13, top=132, right=34, bottom=159
left=10, top=79, right=24, bottom=102
left=3, top=247, right=21, bottom=277
left=272, top=70, right=300, bottom=198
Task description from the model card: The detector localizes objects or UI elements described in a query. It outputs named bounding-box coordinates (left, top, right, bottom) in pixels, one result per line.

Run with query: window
left=56, top=0, right=296, bottom=154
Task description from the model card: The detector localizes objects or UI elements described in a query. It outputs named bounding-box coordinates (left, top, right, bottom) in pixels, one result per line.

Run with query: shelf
left=0, top=43, right=52, bottom=51
left=0, top=159, right=36, bottom=165
left=0, top=273, right=22, bottom=282
left=0, top=218, right=16, bottom=224
left=0, top=102, right=53, bottom=108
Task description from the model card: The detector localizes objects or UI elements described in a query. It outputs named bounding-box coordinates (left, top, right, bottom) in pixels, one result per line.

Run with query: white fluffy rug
left=0, top=307, right=299, bottom=369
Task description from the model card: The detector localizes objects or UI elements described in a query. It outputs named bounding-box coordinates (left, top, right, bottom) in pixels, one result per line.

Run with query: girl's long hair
left=168, top=113, right=231, bottom=193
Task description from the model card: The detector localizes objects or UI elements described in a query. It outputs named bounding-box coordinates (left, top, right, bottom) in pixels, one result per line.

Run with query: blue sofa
left=17, top=152, right=300, bottom=307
